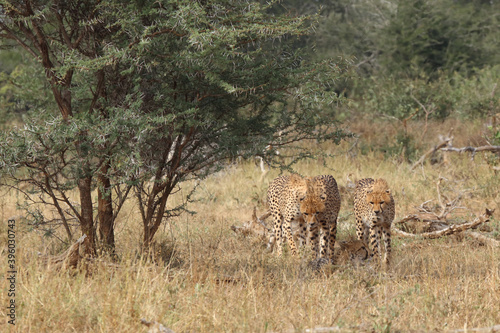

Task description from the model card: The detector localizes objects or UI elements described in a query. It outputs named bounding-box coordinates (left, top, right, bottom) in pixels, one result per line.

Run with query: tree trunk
left=98, top=162, right=115, bottom=253
left=78, top=176, right=97, bottom=256
left=142, top=186, right=173, bottom=251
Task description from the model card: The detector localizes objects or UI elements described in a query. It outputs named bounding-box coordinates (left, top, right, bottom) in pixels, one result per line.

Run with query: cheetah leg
left=267, top=231, right=276, bottom=252
left=299, top=217, right=308, bottom=247
left=355, top=218, right=364, bottom=241
left=284, top=218, right=298, bottom=256
left=382, top=226, right=391, bottom=266
left=306, top=221, right=311, bottom=247
left=356, top=218, right=369, bottom=246
left=319, top=220, right=329, bottom=259
left=362, top=222, right=370, bottom=246
left=268, top=213, right=283, bottom=255
left=328, top=219, right=337, bottom=262
left=369, top=223, right=382, bottom=261
left=308, top=222, right=319, bottom=257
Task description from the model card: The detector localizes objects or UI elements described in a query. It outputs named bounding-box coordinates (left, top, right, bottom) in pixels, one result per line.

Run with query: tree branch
left=441, top=145, right=500, bottom=159
left=410, top=131, right=454, bottom=170
left=393, top=209, right=494, bottom=239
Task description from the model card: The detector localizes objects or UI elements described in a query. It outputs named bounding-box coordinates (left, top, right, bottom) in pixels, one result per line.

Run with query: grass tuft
left=1, top=119, right=499, bottom=332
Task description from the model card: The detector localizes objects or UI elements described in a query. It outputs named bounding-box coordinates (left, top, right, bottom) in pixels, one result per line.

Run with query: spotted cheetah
left=354, top=178, right=395, bottom=265
left=267, top=174, right=341, bottom=260
left=338, top=239, right=369, bottom=265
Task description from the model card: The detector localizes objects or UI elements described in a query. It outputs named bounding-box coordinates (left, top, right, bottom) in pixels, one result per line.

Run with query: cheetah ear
left=320, top=194, right=327, bottom=201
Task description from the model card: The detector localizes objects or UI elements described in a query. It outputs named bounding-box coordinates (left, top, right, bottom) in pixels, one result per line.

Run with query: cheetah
left=354, top=178, right=395, bottom=266
left=337, top=239, right=369, bottom=265
left=309, top=239, right=369, bottom=271
left=267, top=174, right=341, bottom=260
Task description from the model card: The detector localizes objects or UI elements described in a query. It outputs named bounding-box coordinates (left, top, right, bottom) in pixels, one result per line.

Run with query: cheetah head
left=299, top=193, right=326, bottom=224
left=366, top=188, right=391, bottom=220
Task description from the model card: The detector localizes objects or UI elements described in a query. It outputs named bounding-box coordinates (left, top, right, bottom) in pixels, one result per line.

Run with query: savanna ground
left=1, top=117, right=499, bottom=332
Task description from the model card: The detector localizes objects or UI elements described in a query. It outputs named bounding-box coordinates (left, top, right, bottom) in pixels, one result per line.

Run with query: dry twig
left=393, top=208, right=494, bottom=239
left=411, top=131, right=454, bottom=170
left=230, top=207, right=271, bottom=238
left=410, top=94, right=436, bottom=140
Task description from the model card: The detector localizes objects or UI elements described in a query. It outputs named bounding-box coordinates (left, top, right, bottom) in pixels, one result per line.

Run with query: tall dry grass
left=1, top=118, right=499, bottom=332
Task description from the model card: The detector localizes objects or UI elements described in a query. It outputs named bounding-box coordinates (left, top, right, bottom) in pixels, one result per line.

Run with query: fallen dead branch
left=38, top=235, right=127, bottom=272
left=441, top=145, right=500, bottom=159
left=394, top=177, right=498, bottom=243
left=273, top=324, right=500, bottom=333
left=445, top=324, right=500, bottom=333
left=411, top=128, right=500, bottom=168
left=411, top=132, right=453, bottom=170
left=395, top=177, right=468, bottom=234
left=140, top=319, right=175, bottom=333
left=39, top=234, right=87, bottom=270
left=466, top=231, right=500, bottom=247
left=393, top=208, right=494, bottom=239
left=231, top=207, right=271, bottom=238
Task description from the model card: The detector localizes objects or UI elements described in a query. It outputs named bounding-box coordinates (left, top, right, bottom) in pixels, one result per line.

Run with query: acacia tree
left=0, top=0, right=350, bottom=254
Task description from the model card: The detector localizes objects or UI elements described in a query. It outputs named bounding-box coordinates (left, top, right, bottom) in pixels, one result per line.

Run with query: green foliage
left=0, top=49, right=54, bottom=125
left=380, top=132, right=419, bottom=163
left=315, top=0, right=500, bottom=77
left=359, top=65, right=500, bottom=119
left=381, top=0, right=500, bottom=78
left=312, top=0, right=500, bottom=118
left=0, top=0, right=351, bottom=249
left=314, top=0, right=388, bottom=67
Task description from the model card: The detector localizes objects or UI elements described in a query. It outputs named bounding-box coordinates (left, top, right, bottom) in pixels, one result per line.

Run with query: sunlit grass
left=1, top=118, right=499, bottom=332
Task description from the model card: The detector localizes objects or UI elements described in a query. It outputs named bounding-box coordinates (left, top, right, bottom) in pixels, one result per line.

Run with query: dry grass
left=1, top=119, right=499, bottom=332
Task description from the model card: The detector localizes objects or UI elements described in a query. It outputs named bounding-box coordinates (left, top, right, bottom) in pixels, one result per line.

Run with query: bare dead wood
left=283, top=324, right=500, bottom=333
left=231, top=207, right=271, bottom=238
left=441, top=145, right=500, bottom=159
left=140, top=319, right=175, bottom=333
left=410, top=94, right=435, bottom=141
left=411, top=134, right=453, bottom=170
left=274, top=324, right=500, bottom=333
left=396, top=177, right=468, bottom=234
left=393, top=209, right=494, bottom=239
left=434, top=177, right=467, bottom=219
left=466, top=231, right=500, bottom=247
left=39, top=234, right=87, bottom=270
left=445, top=324, right=500, bottom=333
left=395, top=217, right=450, bottom=234
left=394, top=214, right=450, bottom=227
left=269, top=327, right=344, bottom=333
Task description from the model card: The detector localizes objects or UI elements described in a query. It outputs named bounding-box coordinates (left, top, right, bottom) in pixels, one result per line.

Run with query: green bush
left=380, top=0, right=500, bottom=78
left=357, top=65, right=500, bottom=119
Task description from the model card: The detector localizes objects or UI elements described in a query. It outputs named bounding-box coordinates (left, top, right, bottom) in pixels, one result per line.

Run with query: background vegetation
left=1, top=119, right=499, bottom=332
left=0, top=0, right=499, bottom=332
